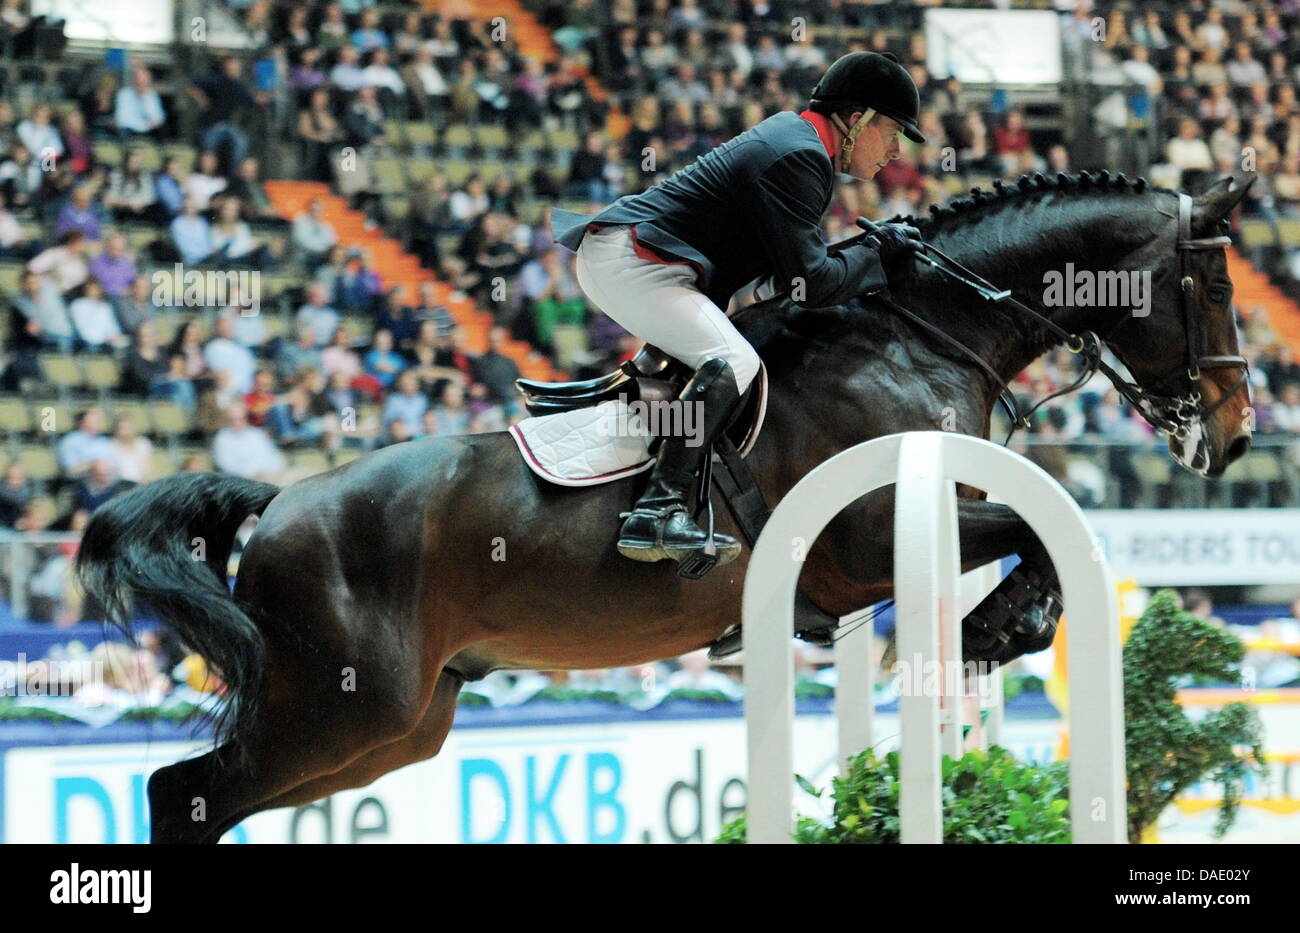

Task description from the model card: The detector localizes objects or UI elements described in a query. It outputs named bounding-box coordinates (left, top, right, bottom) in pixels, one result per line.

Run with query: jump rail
left=743, top=432, right=1126, bottom=844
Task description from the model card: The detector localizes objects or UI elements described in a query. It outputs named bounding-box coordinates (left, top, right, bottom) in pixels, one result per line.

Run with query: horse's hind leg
left=199, top=670, right=464, bottom=843
left=147, top=649, right=449, bottom=843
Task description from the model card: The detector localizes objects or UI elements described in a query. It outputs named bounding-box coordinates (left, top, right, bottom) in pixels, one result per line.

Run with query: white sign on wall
left=4, top=716, right=1065, bottom=844
left=30, top=0, right=175, bottom=44
left=924, top=9, right=1063, bottom=85
left=1086, top=509, right=1300, bottom=586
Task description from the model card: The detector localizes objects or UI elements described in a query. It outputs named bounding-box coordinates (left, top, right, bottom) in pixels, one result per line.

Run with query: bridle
left=853, top=191, right=1250, bottom=445
left=1095, top=192, right=1249, bottom=441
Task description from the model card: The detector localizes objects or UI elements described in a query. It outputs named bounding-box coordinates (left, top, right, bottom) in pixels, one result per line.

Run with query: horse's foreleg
left=813, top=495, right=1060, bottom=664
left=954, top=499, right=1062, bottom=664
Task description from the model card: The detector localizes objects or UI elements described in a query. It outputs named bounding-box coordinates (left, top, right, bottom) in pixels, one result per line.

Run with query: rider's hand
left=867, top=221, right=924, bottom=262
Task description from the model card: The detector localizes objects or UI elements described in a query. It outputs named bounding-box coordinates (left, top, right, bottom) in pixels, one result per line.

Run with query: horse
left=77, top=172, right=1255, bottom=843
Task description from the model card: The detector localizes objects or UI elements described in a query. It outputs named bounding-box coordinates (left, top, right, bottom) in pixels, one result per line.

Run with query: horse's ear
left=1193, top=174, right=1256, bottom=226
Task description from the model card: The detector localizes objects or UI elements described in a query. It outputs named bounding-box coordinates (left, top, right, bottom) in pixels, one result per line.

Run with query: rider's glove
left=867, top=221, right=924, bottom=262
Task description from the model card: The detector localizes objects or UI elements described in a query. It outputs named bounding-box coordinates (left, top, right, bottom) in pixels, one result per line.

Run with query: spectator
left=382, top=416, right=414, bottom=448
left=663, top=649, right=742, bottom=699
left=414, top=281, right=456, bottom=334
left=449, top=174, right=489, bottom=229
left=53, top=185, right=103, bottom=243
left=153, top=156, right=187, bottom=219
left=108, top=416, right=154, bottom=484
left=115, top=65, right=167, bottom=138
left=331, top=44, right=366, bottom=93
left=114, top=275, right=157, bottom=335
left=1272, top=384, right=1300, bottom=432
left=104, top=149, right=159, bottom=223
left=0, top=142, right=42, bottom=210
left=16, top=104, right=62, bottom=162
left=344, top=83, right=387, bottom=148
left=383, top=370, right=428, bottom=432
left=297, top=282, right=340, bottom=347
left=210, top=196, right=264, bottom=266
left=226, top=157, right=280, bottom=223
left=58, top=407, right=117, bottom=478
left=212, top=402, right=286, bottom=481
left=402, top=45, right=449, bottom=120
left=0, top=462, right=33, bottom=527
left=69, top=278, right=127, bottom=350
left=432, top=381, right=471, bottom=436
left=28, top=230, right=90, bottom=295
left=994, top=110, right=1033, bottom=173
left=0, top=191, right=35, bottom=260
left=87, top=232, right=137, bottom=298
left=316, top=2, right=349, bottom=50
left=169, top=319, right=209, bottom=381
left=11, top=269, right=72, bottom=350
left=120, top=321, right=167, bottom=396
left=80, top=71, right=120, bottom=140
left=182, top=149, right=228, bottom=211
left=1227, top=41, right=1267, bottom=87
left=265, top=368, right=338, bottom=448
left=204, top=312, right=257, bottom=394
left=321, top=323, right=362, bottom=381
left=71, top=460, right=129, bottom=515
left=336, top=248, right=382, bottom=313
left=276, top=323, right=323, bottom=383
left=324, top=369, right=360, bottom=415
left=149, top=353, right=198, bottom=412
left=1165, top=117, right=1214, bottom=185
left=243, top=368, right=277, bottom=427
left=362, top=47, right=405, bottom=101
left=292, top=197, right=337, bottom=261
left=290, top=46, right=327, bottom=95
left=363, top=327, right=405, bottom=390
left=519, top=246, right=585, bottom=349
left=59, top=110, right=94, bottom=176
left=564, top=131, right=610, bottom=202
left=169, top=198, right=213, bottom=266
left=298, top=87, right=346, bottom=183
left=188, top=56, right=261, bottom=170
left=471, top=326, right=522, bottom=408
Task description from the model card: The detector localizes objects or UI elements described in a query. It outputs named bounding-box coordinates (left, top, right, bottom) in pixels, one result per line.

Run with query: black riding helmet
left=810, top=51, right=925, bottom=146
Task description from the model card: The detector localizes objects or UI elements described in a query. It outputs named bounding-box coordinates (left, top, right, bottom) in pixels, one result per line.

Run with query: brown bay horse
left=77, top=173, right=1255, bottom=842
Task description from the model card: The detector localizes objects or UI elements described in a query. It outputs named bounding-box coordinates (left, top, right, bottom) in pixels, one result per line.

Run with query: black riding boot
left=617, top=357, right=742, bottom=574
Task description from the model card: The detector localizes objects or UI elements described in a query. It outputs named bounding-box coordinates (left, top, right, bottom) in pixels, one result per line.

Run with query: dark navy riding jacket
left=550, top=109, right=890, bottom=311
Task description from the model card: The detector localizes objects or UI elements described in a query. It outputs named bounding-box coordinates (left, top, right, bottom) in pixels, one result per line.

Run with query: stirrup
left=677, top=456, right=719, bottom=579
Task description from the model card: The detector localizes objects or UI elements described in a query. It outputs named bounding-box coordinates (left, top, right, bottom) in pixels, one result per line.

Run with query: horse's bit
left=855, top=191, right=1250, bottom=444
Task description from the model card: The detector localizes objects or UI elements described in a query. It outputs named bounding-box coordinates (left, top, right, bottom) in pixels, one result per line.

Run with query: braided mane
left=894, top=171, right=1174, bottom=232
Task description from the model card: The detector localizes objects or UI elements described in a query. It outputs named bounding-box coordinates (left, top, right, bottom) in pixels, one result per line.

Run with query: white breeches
left=574, top=224, right=761, bottom=393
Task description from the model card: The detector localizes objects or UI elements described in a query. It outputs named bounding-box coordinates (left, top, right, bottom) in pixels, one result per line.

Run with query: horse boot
left=617, top=357, right=742, bottom=577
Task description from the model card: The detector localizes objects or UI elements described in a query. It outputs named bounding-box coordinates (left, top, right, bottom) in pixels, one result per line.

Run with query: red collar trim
left=799, top=108, right=838, bottom=163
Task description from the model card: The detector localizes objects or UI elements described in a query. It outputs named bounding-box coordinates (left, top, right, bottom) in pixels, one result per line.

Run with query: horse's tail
left=76, top=472, right=281, bottom=751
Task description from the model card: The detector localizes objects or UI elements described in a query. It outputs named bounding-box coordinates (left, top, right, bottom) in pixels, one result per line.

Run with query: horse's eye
left=1208, top=287, right=1228, bottom=304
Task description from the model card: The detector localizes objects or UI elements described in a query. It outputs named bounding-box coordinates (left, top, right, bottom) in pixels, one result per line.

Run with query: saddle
left=518, top=344, right=759, bottom=450
left=516, top=347, right=839, bottom=656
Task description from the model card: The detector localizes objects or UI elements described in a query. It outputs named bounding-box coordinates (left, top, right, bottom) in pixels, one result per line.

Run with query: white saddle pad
left=509, top=365, right=767, bottom=487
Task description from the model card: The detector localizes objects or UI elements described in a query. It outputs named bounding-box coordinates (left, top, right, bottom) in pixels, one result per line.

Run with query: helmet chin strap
left=829, top=107, right=875, bottom=176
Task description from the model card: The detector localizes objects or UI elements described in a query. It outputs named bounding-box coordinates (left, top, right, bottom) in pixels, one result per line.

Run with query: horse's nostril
left=1227, top=435, right=1251, bottom=461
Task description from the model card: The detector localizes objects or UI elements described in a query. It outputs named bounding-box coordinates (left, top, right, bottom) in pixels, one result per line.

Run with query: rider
left=551, top=52, right=925, bottom=575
